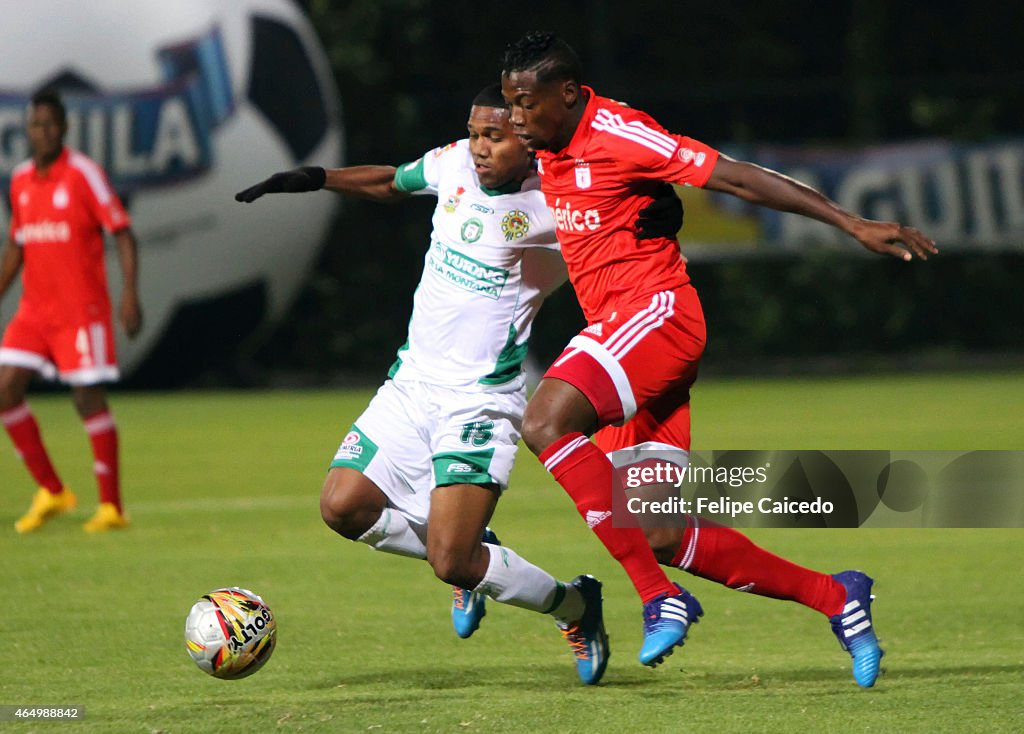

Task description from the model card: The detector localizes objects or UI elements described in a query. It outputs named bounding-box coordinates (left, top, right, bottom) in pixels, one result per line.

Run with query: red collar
left=558, top=85, right=599, bottom=159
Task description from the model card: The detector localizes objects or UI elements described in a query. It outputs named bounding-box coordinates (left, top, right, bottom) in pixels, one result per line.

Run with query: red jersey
left=534, top=87, right=719, bottom=321
left=8, top=147, right=131, bottom=322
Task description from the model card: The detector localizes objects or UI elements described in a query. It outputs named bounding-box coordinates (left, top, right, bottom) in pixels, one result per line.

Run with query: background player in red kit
left=501, top=32, right=937, bottom=685
left=0, top=89, right=142, bottom=533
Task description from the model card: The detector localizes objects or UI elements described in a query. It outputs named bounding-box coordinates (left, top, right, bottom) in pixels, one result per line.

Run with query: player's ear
left=562, top=79, right=579, bottom=108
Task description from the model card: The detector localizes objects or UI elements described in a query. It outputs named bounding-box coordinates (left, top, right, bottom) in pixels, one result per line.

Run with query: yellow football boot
left=14, top=487, right=78, bottom=533
left=83, top=502, right=130, bottom=533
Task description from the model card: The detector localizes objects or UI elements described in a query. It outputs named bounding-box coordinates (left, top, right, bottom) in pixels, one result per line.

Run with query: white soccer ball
left=0, top=0, right=342, bottom=380
left=185, top=587, right=277, bottom=680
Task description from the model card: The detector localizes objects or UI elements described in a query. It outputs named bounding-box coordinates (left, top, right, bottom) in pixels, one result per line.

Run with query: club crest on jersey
left=574, top=160, right=591, bottom=189
left=501, top=209, right=530, bottom=241
left=52, top=186, right=69, bottom=209
left=444, top=186, right=465, bottom=213
left=461, top=217, right=483, bottom=243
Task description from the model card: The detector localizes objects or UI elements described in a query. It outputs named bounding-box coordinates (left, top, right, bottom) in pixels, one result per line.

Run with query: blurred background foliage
left=243, top=1, right=1024, bottom=385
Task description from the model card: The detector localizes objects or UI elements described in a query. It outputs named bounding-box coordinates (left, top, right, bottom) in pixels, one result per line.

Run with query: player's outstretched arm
left=235, top=165, right=408, bottom=204
left=0, top=237, right=24, bottom=303
left=704, top=155, right=938, bottom=261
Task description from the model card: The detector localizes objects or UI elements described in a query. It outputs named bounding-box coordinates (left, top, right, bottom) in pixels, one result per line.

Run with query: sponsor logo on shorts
left=334, top=431, right=364, bottom=461
left=334, top=445, right=362, bottom=460
left=446, top=462, right=476, bottom=474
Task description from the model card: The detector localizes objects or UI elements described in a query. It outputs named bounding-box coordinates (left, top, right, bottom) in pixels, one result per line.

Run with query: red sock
left=541, top=433, right=677, bottom=603
left=2, top=402, right=63, bottom=493
left=83, top=410, right=121, bottom=511
left=672, top=516, right=846, bottom=617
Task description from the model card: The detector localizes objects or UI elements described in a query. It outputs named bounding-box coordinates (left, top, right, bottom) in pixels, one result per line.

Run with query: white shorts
left=329, top=379, right=526, bottom=526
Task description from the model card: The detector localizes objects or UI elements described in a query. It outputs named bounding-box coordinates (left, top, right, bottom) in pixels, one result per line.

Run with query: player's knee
left=0, top=384, right=18, bottom=411
left=427, top=546, right=476, bottom=588
left=71, top=388, right=107, bottom=418
left=521, top=405, right=563, bottom=455
left=644, top=526, right=684, bottom=565
left=0, top=375, right=26, bottom=411
left=319, top=484, right=377, bottom=541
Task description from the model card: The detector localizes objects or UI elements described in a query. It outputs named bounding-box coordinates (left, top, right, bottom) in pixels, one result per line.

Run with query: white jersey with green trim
left=389, top=139, right=565, bottom=392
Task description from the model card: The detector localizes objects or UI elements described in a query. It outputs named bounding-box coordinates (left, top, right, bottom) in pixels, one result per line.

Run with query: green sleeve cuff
left=394, top=158, right=427, bottom=192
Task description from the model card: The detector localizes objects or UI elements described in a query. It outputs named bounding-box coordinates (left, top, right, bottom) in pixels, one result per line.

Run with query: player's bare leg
left=72, top=384, right=128, bottom=532
left=522, top=377, right=697, bottom=667
left=428, top=481, right=609, bottom=684
left=0, top=363, right=33, bottom=412
left=2, top=364, right=76, bottom=532
left=319, top=467, right=424, bottom=553
left=426, top=483, right=499, bottom=589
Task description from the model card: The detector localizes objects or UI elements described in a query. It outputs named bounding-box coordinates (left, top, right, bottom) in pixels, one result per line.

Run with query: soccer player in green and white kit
left=236, top=84, right=682, bottom=685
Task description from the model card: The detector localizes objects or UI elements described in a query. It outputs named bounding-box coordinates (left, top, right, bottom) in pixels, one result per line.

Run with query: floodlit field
left=2, top=373, right=1022, bottom=733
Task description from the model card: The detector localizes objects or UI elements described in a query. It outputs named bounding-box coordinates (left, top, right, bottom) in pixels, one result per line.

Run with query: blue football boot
left=830, top=570, right=884, bottom=687
left=639, top=583, right=703, bottom=667
left=451, top=527, right=500, bottom=639
left=557, top=574, right=610, bottom=685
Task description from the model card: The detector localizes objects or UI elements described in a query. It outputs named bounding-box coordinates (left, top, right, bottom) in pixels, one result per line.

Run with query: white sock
left=356, top=508, right=427, bottom=559
left=473, top=542, right=583, bottom=622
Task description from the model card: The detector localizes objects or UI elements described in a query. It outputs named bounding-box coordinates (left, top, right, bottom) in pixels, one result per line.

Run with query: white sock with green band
left=473, top=543, right=584, bottom=622
left=548, top=583, right=586, bottom=627
left=356, top=508, right=427, bottom=559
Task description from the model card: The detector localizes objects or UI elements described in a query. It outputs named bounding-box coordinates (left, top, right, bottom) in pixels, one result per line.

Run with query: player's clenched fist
left=235, top=166, right=326, bottom=202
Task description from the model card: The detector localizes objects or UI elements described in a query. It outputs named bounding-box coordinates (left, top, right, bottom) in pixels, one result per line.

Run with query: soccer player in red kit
left=0, top=89, right=142, bottom=533
left=501, top=32, right=936, bottom=685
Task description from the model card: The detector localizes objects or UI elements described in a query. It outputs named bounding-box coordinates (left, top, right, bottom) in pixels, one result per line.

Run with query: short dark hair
left=30, top=88, right=66, bottom=124
left=501, top=31, right=582, bottom=85
left=472, top=83, right=507, bottom=110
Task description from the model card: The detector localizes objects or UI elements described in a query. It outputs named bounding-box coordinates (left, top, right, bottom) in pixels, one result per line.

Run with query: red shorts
left=0, top=308, right=119, bottom=385
left=544, top=285, right=705, bottom=455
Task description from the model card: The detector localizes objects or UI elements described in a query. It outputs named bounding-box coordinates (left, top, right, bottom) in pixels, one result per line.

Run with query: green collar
left=480, top=179, right=523, bottom=196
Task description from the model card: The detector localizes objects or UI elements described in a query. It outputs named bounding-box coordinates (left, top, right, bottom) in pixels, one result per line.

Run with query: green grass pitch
left=2, top=372, right=1022, bottom=733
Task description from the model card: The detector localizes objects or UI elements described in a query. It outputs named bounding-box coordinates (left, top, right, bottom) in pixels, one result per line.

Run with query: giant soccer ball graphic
left=0, top=0, right=342, bottom=381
